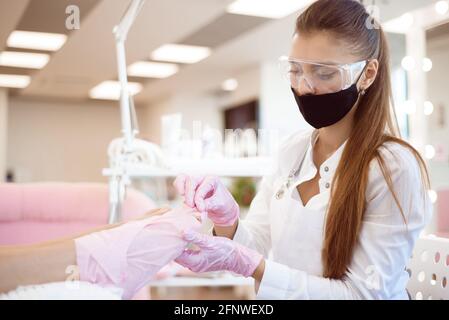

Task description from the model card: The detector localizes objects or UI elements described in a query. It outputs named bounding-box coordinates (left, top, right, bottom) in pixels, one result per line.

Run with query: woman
left=173, top=0, right=433, bottom=299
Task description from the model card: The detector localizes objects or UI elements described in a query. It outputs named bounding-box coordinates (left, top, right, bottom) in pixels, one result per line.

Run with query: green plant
left=230, top=177, right=257, bottom=208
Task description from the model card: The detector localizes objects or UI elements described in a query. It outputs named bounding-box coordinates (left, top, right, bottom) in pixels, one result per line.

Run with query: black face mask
left=291, top=82, right=363, bottom=129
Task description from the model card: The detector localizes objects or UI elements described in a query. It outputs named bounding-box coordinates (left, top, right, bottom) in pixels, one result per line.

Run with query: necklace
left=275, top=143, right=309, bottom=200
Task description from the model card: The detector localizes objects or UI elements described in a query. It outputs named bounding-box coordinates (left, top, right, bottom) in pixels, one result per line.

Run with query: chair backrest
left=0, top=182, right=155, bottom=245
left=437, top=189, right=449, bottom=233
left=406, top=235, right=449, bottom=300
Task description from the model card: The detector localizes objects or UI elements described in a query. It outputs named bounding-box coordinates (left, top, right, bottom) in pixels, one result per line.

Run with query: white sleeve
left=257, top=259, right=361, bottom=299
left=256, top=143, right=432, bottom=300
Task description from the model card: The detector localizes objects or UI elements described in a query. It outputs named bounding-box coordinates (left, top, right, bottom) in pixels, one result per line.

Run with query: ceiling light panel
left=0, top=51, right=50, bottom=69
left=127, top=61, right=179, bottom=78
left=151, top=44, right=211, bottom=64
left=0, top=74, right=31, bottom=88
left=227, top=0, right=312, bottom=19
left=7, top=31, right=67, bottom=51
left=89, top=81, right=142, bottom=100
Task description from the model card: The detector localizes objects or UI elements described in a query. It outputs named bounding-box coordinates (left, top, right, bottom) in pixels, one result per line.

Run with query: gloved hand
left=175, top=230, right=263, bottom=278
left=173, top=175, right=239, bottom=227
left=74, top=207, right=201, bottom=299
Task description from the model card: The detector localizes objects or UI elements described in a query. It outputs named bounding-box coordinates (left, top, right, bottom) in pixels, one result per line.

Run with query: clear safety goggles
left=279, top=56, right=367, bottom=94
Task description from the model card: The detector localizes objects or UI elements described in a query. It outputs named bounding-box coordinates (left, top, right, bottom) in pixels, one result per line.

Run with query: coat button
left=324, top=166, right=329, bottom=172
left=325, top=182, right=330, bottom=189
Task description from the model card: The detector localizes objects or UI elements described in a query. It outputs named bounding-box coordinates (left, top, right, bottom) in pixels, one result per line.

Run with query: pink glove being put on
left=74, top=207, right=201, bottom=299
left=173, top=175, right=239, bottom=227
left=175, top=230, right=263, bottom=278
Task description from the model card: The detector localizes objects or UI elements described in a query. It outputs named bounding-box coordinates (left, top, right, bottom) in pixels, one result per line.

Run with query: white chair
left=406, top=235, right=449, bottom=300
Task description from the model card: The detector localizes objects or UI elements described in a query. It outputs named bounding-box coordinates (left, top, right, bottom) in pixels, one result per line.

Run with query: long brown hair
left=295, top=0, right=430, bottom=279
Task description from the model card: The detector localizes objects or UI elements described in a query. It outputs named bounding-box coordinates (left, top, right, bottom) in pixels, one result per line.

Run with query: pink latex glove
left=173, top=175, right=239, bottom=227
left=175, top=230, right=263, bottom=278
left=75, top=207, right=201, bottom=299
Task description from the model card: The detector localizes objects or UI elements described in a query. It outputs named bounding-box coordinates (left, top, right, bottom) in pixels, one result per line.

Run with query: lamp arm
left=107, top=0, right=146, bottom=224
left=113, top=0, right=145, bottom=151
left=114, top=0, right=146, bottom=42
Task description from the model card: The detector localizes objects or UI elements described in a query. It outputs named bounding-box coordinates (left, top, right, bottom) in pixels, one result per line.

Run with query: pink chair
left=437, top=189, right=449, bottom=238
left=0, top=182, right=156, bottom=299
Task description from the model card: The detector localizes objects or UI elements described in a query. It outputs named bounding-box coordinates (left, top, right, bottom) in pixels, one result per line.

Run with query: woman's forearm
left=252, top=259, right=265, bottom=294
left=213, top=220, right=239, bottom=239
left=0, top=240, right=77, bottom=293
left=0, top=207, right=171, bottom=294
left=0, top=222, right=124, bottom=293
